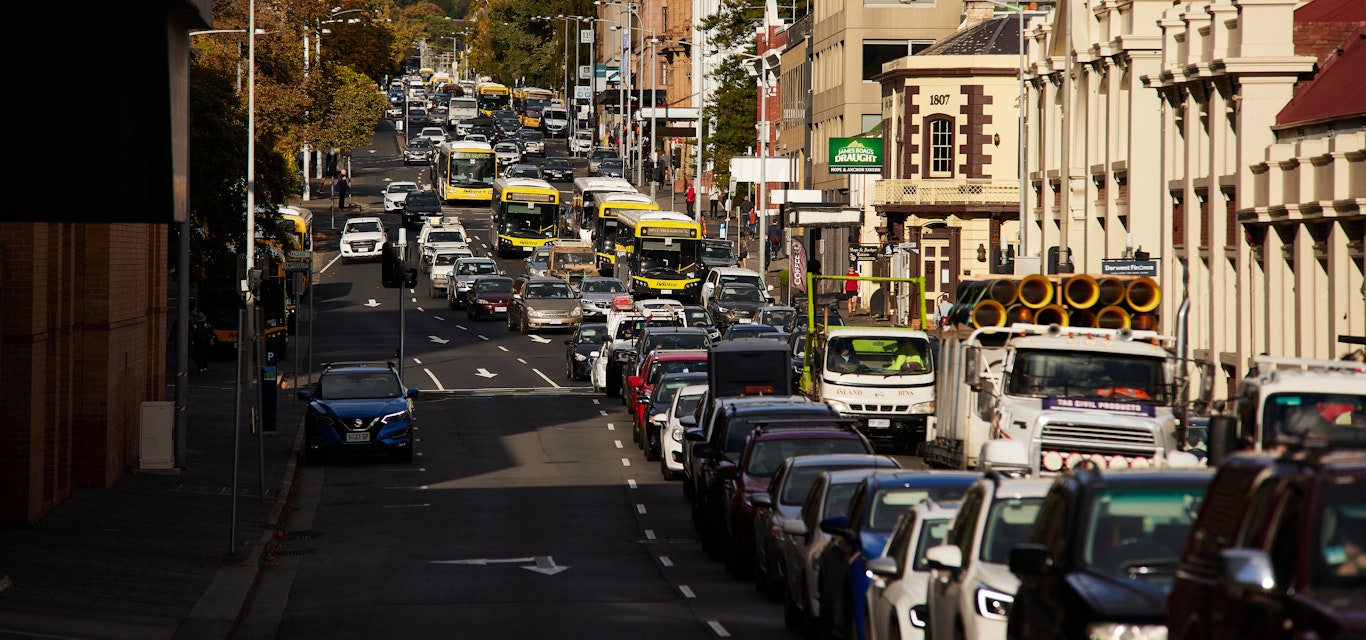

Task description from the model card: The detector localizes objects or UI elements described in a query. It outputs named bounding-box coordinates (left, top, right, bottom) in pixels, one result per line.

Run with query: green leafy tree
left=704, top=58, right=757, bottom=190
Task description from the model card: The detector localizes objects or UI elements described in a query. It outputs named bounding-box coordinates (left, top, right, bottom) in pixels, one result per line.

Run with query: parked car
left=924, top=472, right=1053, bottom=640
left=339, top=216, right=386, bottom=262
left=382, top=180, right=420, bottom=212
left=752, top=453, right=903, bottom=599
left=446, top=257, right=501, bottom=308
left=465, top=275, right=514, bottom=321
left=1008, top=466, right=1214, bottom=640
left=296, top=361, right=418, bottom=464
left=818, top=470, right=980, bottom=640
left=577, top=276, right=628, bottom=320
left=541, top=155, right=574, bottom=182
left=864, top=500, right=961, bottom=640
left=661, top=383, right=708, bottom=481
left=564, top=323, right=609, bottom=381
left=507, top=275, right=582, bottom=333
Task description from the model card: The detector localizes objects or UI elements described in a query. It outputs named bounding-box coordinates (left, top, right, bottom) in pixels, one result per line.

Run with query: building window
left=862, top=40, right=933, bottom=81
left=926, top=116, right=954, bottom=178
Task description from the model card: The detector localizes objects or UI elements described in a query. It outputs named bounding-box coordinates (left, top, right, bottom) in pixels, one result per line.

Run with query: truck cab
left=545, top=239, right=599, bottom=290
left=803, top=327, right=935, bottom=454
left=1206, top=355, right=1366, bottom=461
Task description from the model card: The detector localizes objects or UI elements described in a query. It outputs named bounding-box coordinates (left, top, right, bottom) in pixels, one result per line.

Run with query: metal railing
left=873, top=178, right=1020, bottom=206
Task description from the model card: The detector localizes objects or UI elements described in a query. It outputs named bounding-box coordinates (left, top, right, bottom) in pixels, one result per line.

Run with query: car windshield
left=344, top=221, right=382, bottom=234
left=409, top=139, right=431, bottom=149
left=476, top=280, right=513, bottom=293
left=508, top=166, right=540, bottom=178
left=545, top=158, right=570, bottom=169
left=648, top=359, right=709, bottom=384
left=433, top=254, right=461, bottom=266
left=745, top=438, right=870, bottom=478
left=645, top=333, right=711, bottom=353
left=1312, top=477, right=1366, bottom=589
left=457, top=261, right=498, bottom=275
left=869, top=486, right=973, bottom=531
left=718, top=285, right=764, bottom=303
left=704, top=243, right=734, bottom=260
left=720, top=273, right=762, bottom=287
left=318, top=371, right=403, bottom=400
left=407, top=194, right=441, bottom=208
left=1082, top=485, right=1207, bottom=576
left=387, top=183, right=418, bottom=194
left=761, top=309, right=797, bottom=327
left=526, top=282, right=573, bottom=298
left=426, top=230, right=465, bottom=243
left=674, top=392, right=704, bottom=418
left=826, top=336, right=934, bottom=376
left=576, top=327, right=607, bottom=343
left=582, top=279, right=626, bottom=294
left=684, top=309, right=712, bottom=326
left=496, top=143, right=518, bottom=152
left=979, top=496, right=1045, bottom=563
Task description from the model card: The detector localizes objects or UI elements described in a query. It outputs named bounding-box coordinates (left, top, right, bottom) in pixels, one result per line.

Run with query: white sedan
left=381, top=181, right=420, bottom=212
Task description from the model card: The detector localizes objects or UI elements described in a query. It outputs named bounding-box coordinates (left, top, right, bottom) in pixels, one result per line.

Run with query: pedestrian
left=336, top=171, right=350, bottom=208
left=191, top=312, right=215, bottom=372
left=685, top=182, right=697, bottom=218
left=845, top=265, right=860, bottom=315
left=709, top=184, right=720, bottom=218
left=720, top=186, right=731, bottom=219
left=738, top=235, right=750, bottom=269
left=740, top=194, right=755, bottom=234
left=767, top=221, right=781, bottom=262
left=936, top=293, right=953, bottom=328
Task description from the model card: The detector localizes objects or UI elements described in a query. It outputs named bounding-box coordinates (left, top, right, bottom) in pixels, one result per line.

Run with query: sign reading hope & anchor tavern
left=828, top=137, right=883, bottom=174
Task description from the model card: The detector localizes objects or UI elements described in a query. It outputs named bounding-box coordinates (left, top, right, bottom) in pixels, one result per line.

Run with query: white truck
left=927, top=322, right=1189, bottom=474
left=450, top=96, right=479, bottom=134
left=800, top=326, right=936, bottom=454
left=1205, top=354, right=1366, bottom=461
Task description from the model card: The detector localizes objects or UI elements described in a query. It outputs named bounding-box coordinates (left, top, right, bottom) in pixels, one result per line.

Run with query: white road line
left=498, top=345, right=509, bottom=351
left=706, top=621, right=730, bottom=637
left=599, top=410, right=608, bottom=416
left=478, top=335, right=490, bottom=341
left=607, top=423, right=615, bottom=430
left=592, top=399, right=600, bottom=405
left=412, top=358, right=423, bottom=365
left=433, top=315, right=445, bottom=321
left=517, top=358, right=527, bottom=364
left=644, top=529, right=656, bottom=539
left=679, top=586, right=696, bottom=599
left=626, top=478, right=636, bottom=489
left=320, top=254, right=342, bottom=273
left=659, top=556, right=673, bottom=567
left=455, top=324, right=468, bottom=331
left=531, top=368, right=560, bottom=388
left=424, top=368, right=444, bottom=390
left=614, top=440, right=623, bottom=449
left=636, top=504, right=647, bottom=515
left=621, top=458, right=631, bottom=467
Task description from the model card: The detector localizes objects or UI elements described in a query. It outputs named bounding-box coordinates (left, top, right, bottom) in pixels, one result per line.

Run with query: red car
left=465, top=276, right=513, bottom=320
left=626, top=349, right=709, bottom=450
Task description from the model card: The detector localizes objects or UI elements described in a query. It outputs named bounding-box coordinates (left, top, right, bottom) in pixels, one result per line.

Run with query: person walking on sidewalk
left=708, top=184, right=720, bottom=218
left=685, top=182, right=697, bottom=218
left=845, top=265, right=860, bottom=315
left=191, top=312, right=215, bottom=372
left=336, top=171, right=350, bottom=209
left=738, top=234, right=750, bottom=269
left=740, top=194, right=755, bottom=235
left=720, top=186, right=731, bottom=219
left=767, top=220, right=781, bottom=262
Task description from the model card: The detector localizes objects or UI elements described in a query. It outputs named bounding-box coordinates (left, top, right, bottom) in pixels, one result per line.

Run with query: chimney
left=960, top=0, right=998, bottom=31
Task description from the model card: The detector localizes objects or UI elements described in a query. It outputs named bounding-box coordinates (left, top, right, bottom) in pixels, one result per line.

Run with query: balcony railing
left=874, top=178, right=1020, bottom=207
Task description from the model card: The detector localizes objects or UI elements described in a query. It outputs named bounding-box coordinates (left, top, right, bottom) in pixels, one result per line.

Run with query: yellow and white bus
left=492, top=177, right=562, bottom=257
left=571, top=176, right=637, bottom=237
left=474, top=81, right=511, bottom=115
left=418, top=67, right=436, bottom=85
left=435, top=139, right=497, bottom=204
left=587, top=190, right=656, bottom=276
left=614, top=209, right=703, bottom=302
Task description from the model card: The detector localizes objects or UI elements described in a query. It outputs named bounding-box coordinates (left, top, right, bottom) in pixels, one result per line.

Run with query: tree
left=704, top=58, right=757, bottom=191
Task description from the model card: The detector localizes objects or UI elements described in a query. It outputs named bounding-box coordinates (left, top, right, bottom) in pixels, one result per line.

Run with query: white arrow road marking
left=432, top=557, right=535, bottom=566
left=523, top=556, right=570, bottom=576
left=425, top=368, right=444, bottom=390
left=475, top=368, right=498, bottom=378
left=365, top=299, right=381, bottom=307
left=429, top=336, right=450, bottom=344
left=529, top=335, right=552, bottom=344
left=531, top=368, right=560, bottom=388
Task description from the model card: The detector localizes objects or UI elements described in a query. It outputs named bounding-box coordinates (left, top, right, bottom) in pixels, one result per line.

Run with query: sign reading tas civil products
left=828, top=137, right=883, bottom=174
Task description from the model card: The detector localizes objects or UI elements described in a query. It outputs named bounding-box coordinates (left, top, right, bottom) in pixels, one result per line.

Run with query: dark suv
left=1165, top=448, right=1366, bottom=640
left=296, top=361, right=419, bottom=464
left=1007, top=466, right=1214, bottom=640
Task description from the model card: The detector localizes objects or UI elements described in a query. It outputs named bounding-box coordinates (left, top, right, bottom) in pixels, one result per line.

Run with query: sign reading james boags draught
left=828, top=137, right=883, bottom=174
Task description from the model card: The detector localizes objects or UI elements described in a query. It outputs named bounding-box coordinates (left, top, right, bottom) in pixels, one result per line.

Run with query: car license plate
left=868, top=419, right=891, bottom=428
left=523, top=246, right=533, bottom=252
left=346, top=432, right=371, bottom=442
left=358, top=247, right=371, bottom=253
left=660, top=290, right=672, bottom=295
left=549, top=320, right=563, bottom=325
left=495, top=306, right=506, bottom=312
left=739, top=319, right=752, bottom=324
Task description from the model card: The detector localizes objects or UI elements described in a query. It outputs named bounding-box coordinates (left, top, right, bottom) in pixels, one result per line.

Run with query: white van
left=570, top=130, right=594, bottom=156
left=450, top=97, right=479, bottom=133
left=542, top=107, right=570, bottom=138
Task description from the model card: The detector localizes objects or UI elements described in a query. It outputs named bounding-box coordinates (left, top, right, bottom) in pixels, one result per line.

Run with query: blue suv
left=296, top=361, right=419, bottom=464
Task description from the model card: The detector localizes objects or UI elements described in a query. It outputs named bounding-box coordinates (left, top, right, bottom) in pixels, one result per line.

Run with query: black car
left=296, top=361, right=419, bottom=464
left=402, top=190, right=444, bottom=227
left=702, top=239, right=738, bottom=273
left=542, top=156, right=574, bottom=182
left=1008, top=466, right=1214, bottom=640
left=598, top=158, right=626, bottom=178
left=680, top=306, right=720, bottom=341
left=708, top=282, right=768, bottom=333
left=502, top=163, right=543, bottom=179
left=564, top=323, right=608, bottom=381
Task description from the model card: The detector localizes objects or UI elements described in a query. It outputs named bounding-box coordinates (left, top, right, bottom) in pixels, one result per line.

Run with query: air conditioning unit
left=138, top=401, right=176, bottom=471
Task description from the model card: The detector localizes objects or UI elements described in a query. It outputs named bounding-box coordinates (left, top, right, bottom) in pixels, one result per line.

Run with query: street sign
left=574, top=85, right=592, bottom=100
left=284, top=262, right=311, bottom=272
left=288, top=250, right=310, bottom=259
left=849, top=244, right=881, bottom=263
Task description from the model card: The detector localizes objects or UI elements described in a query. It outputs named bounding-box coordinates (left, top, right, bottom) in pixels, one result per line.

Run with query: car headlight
left=570, top=307, right=582, bottom=317
left=826, top=398, right=851, bottom=413
left=715, top=306, right=730, bottom=314
left=529, top=309, right=546, bottom=318
left=910, top=401, right=935, bottom=413
left=574, top=353, right=588, bottom=361
left=474, top=298, right=490, bottom=305
left=670, top=425, right=684, bottom=442
left=974, top=585, right=1013, bottom=621
left=379, top=410, right=410, bottom=425
left=1085, top=623, right=1168, bottom=640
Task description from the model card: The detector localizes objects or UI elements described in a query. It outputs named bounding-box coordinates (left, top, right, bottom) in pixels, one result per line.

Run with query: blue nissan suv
left=297, top=361, right=419, bottom=464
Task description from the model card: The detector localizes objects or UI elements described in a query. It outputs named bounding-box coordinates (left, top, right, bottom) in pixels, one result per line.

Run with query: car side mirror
left=565, top=339, right=573, bottom=345
left=296, top=390, right=313, bottom=401
left=750, top=493, right=773, bottom=509
left=781, top=519, right=808, bottom=537
left=865, top=556, right=898, bottom=579
left=679, top=415, right=697, bottom=428
left=627, top=376, right=643, bottom=388
left=818, top=515, right=853, bottom=539
left=1008, top=543, right=1054, bottom=577
left=1220, top=548, right=1277, bottom=592
left=405, top=387, right=421, bottom=399
left=925, top=544, right=963, bottom=572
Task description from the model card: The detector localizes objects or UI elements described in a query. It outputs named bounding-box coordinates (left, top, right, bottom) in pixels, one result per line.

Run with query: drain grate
left=276, top=548, right=318, bottom=556
left=285, top=530, right=319, bottom=540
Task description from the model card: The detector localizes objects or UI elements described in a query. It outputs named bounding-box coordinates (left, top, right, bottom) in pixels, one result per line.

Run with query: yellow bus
left=614, top=209, right=703, bottom=302
left=492, top=177, right=562, bottom=257
left=587, top=190, right=656, bottom=275
left=513, top=87, right=554, bottom=127
left=418, top=67, right=436, bottom=85
left=474, top=81, right=511, bottom=115
left=435, top=139, right=497, bottom=203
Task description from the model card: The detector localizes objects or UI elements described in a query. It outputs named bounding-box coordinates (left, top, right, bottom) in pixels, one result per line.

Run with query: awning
left=635, top=107, right=700, bottom=121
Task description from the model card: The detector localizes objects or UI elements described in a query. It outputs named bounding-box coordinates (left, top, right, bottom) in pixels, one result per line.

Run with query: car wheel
left=429, top=284, right=437, bottom=298
left=468, top=305, right=477, bottom=320
left=784, top=586, right=806, bottom=632
left=645, top=431, right=659, bottom=461
left=566, top=357, right=574, bottom=380
left=660, top=454, right=672, bottom=480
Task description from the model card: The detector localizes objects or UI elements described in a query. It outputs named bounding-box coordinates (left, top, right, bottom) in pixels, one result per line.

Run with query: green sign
left=828, top=137, right=883, bottom=174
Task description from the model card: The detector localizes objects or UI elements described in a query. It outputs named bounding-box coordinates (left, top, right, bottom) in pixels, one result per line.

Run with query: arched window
left=925, top=116, right=955, bottom=178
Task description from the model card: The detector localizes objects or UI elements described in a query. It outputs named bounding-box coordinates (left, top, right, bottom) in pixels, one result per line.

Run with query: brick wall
left=1293, top=21, right=1365, bottom=66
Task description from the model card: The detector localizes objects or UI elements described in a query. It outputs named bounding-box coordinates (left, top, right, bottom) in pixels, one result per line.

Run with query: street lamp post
left=741, top=53, right=778, bottom=276
left=614, top=24, right=658, bottom=185
left=980, top=0, right=1028, bottom=266
left=597, top=1, right=638, bottom=179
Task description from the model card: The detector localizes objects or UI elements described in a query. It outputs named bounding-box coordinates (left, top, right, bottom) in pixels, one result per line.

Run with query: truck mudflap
left=849, top=414, right=928, bottom=455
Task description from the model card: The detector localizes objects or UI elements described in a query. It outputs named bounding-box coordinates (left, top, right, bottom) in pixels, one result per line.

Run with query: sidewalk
left=0, top=201, right=338, bottom=640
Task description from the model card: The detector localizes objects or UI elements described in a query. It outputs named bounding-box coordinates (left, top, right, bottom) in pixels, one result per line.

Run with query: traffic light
left=382, top=245, right=402, bottom=288
left=403, top=268, right=418, bottom=289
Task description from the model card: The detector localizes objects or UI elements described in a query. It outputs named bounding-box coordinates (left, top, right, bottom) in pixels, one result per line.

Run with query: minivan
left=542, top=107, right=570, bottom=137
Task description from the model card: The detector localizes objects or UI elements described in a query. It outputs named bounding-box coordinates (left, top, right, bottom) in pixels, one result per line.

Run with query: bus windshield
left=448, top=152, right=496, bottom=188
left=499, top=202, right=557, bottom=238
left=637, top=237, right=701, bottom=277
